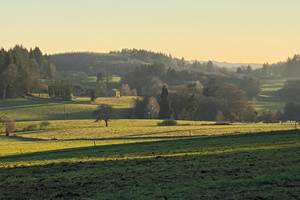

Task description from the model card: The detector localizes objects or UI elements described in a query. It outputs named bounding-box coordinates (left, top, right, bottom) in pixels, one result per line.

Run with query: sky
left=1, top=0, right=300, bottom=63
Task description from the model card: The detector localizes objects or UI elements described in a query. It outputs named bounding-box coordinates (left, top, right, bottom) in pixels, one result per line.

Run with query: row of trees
left=48, top=81, right=73, bottom=101
left=237, top=55, right=300, bottom=78
left=124, top=63, right=260, bottom=99
left=277, top=80, right=300, bottom=121
left=134, top=82, right=256, bottom=122
left=0, top=46, right=55, bottom=99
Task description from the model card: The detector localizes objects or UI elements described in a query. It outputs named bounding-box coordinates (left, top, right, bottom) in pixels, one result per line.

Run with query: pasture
left=0, top=96, right=137, bottom=121
left=0, top=126, right=299, bottom=199
left=0, top=97, right=299, bottom=199
left=254, top=78, right=286, bottom=112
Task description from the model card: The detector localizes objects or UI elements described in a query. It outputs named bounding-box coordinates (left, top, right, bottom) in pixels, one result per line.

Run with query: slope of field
left=0, top=128, right=299, bottom=199
left=13, top=120, right=297, bottom=141
left=1, top=94, right=300, bottom=199
left=1, top=119, right=297, bottom=157
left=0, top=97, right=137, bottom=121
left=254, top=78, right=286, bottom=112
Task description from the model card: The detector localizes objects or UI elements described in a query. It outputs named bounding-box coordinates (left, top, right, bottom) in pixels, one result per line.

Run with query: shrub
left=158, top=119, right=178, bottom=126
left=0, top=117, right=16, bottom=136
left=258, top=110, right=280, bottom=123
left=23, top=124, right=39, bottom=132
left=214, top=122, right=231, bottom=125
left=5, top=119, right=16, bottom=136
left=40, top=121, right=50, bottom=129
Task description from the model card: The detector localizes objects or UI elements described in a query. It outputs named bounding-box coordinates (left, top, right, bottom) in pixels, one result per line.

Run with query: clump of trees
left=124, top=62, right=260, bottom=99
left=276, top=80, right=300, bottom=121
left=119, top=84, right=137, bottom=96
left=134, top=96, right=160, bottom=119
left=134, top=86, right=172, bottom=119
left=257, top=110, right=281, bottom=123
left=242, top=55, right=300, bottom=78
left=134, top=81, right=256, bottom=122
left=171, top=82, right=256, bottom=122
left=48, top=81, right=73, bottom=101
left=282, top=102, right=300, bottom=121
left=278, top=80, right=300, bottom=102
left=0, top=46, right=55, bottom=99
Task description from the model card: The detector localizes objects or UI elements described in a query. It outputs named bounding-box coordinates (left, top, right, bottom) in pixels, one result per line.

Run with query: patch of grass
left=93, top=96, right=138, bottom=109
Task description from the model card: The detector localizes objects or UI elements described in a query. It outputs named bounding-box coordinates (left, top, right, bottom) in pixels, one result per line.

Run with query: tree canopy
left=0, top=45, right=55, bottom=99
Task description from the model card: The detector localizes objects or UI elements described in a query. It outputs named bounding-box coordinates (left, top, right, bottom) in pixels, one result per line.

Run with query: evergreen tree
left=0, top=45, right=56, bottom=99
left=159, top=85, right=172, bottom=119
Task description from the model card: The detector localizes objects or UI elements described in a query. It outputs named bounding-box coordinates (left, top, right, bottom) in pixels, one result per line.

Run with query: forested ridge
left=51, top=49, right=223, bottom=76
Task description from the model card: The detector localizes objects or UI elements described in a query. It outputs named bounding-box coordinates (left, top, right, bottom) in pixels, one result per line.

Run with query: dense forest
left=0, top=46, right=55, bottom=99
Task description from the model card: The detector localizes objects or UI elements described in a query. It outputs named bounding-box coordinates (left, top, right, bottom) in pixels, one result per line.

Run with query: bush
left=40, top=121, right=50, bottom=129
left=23, top=124, right=39, bottom=132
left=258, top=110, right=280, bottom=123
left=214, top=122, right=231, bottom=125
left=4, top=120, right=16, bottom=136
left=0, top=117, right=16, bottom=136
left=158, top=119, right=178, bottom=126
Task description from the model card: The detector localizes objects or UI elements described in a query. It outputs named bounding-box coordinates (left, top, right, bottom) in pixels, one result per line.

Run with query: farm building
left=110, top=89, right=121, bottom=97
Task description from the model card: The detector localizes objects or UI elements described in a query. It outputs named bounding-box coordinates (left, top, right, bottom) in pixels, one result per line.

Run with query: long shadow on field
left=0, top=141, right=299, bottom=200
left=0, top=102, right=64, bottom=111
left=0, top=135, right=46, bottom=142
left=49, top=108, right=132, bottom=120
left=1, top=130, right=299, bottom=163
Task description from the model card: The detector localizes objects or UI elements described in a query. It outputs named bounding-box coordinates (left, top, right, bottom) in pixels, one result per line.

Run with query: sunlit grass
left=14, top=120, right=295, bottom=140
left=0, top=119, right=297, bottom=158
left=0, top=97, right=137, bottom=121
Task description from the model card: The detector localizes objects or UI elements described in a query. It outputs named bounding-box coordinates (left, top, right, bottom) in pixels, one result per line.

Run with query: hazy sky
left=1, top=0, right=300, bottom=63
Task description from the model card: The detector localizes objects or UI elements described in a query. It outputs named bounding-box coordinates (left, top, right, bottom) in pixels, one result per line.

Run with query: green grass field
left=1, top=119, right=297, bottom=157
left=254, top=78, right=287, bottom=112
left=0, top=127, right=299, bottom=199
left=0, top=97, right=300, bottom=199
left=0, top=96, right=137, bottom=121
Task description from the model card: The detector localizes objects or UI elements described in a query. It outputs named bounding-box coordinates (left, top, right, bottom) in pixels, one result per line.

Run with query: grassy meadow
left=0, top=128, right=299, bottom=199
left=254, top=78, right=286, bottom=112
left=0, top=96, right=137, bottom=121
left=0, top=96, right=300, bottom=199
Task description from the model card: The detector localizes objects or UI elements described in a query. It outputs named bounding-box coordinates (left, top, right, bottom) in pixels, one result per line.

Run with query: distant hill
left=51, top=49, right=264, bottom=76
left=51, top=49, right=225, bottom=76
left=213, top=61, right=263, bottom=69
left=51, top=49, right=189, bottom=76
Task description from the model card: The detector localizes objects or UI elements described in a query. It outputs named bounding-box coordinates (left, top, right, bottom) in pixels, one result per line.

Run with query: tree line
left=237, top=55, right=300, bottom=78
left=134, top=80, right=256, bottom=122
left=0, top=45, right=55, bottom=99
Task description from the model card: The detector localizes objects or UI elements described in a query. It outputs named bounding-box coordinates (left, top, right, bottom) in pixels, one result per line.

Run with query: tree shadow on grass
left=45, top=108, right=133, bottom=121
left=1, top=130, right=299, bottom=164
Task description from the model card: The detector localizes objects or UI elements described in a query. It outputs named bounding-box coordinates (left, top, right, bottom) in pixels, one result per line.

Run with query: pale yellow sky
left=1, top=0, right=300, bottom=63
